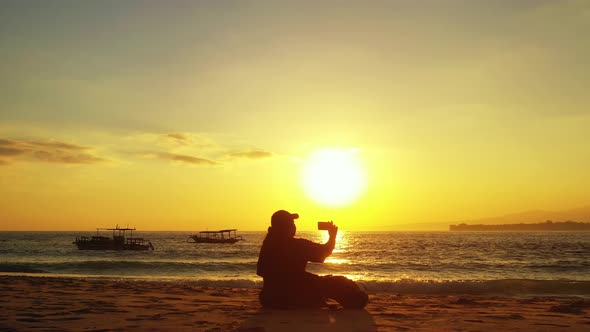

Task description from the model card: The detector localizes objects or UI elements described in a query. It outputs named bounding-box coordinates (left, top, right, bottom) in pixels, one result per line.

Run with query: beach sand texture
left=1, top=276, right=589, bottom=331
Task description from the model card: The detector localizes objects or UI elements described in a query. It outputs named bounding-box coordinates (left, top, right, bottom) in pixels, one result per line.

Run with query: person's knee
left=320, top=275, right=369, bottom=309
left=341, top=290, right=369, bottom=309
left=259, top=291, right=288, bottom=309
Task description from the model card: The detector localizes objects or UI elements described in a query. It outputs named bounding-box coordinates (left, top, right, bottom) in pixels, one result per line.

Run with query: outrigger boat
left=188, top=229, right=243, bottom=244
left=73, top=226, right=154, bottom=251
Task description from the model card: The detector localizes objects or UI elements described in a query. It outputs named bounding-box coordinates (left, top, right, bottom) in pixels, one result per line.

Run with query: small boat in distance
left=73, top=226, right=154, bottom=251
left=188, top=229, right=243, bottom=244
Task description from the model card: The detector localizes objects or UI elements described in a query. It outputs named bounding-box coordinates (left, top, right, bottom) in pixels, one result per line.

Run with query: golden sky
left=1, top=1, right=589, bottom=231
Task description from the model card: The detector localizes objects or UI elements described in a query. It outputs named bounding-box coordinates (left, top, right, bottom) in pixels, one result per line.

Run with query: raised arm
left=302, top=222, right=339, bottom=263
left=323, top=222, right=338, bottom=256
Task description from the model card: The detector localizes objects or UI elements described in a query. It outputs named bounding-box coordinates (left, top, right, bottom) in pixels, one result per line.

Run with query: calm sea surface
left=1, top=231, right=589, bottom=295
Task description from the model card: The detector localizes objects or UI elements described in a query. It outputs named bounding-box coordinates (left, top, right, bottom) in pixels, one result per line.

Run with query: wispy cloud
left=163, top=133, right=188, bottom=141
left=27, top=140, right=88, bottom=150
left=158, top=133, right=217, bottom=149
left=157, top=152, right=217, bottom=165
left=0, top=145, right=26, bottom=156
left=0, top=138, right=105, bottom=165
left=227, top=149, right=273, bottom=159
left=126, top=132, right=274, bottom=166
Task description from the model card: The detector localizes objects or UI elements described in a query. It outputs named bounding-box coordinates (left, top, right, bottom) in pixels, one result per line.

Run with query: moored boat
left=73, top=226, right=154, bottom=250
left=188, top=229, right=243, bottom=244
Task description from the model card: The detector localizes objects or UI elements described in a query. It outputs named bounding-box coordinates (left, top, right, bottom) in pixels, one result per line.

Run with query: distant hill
left=451, top=206, right=590, bottom=225
left=387, top=205, right=590, bottom=231
left=450, top=220, right=590, bottom=231
left=385, top=222, right=449, bottom=231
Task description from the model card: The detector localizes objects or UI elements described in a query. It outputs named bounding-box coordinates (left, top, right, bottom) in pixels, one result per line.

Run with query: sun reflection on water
left=317, top=230, right=349, bottom=250
left=324, top=257, right=350, bottom=264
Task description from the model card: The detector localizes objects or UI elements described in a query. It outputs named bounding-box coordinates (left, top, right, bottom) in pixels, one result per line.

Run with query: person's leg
left=319, top=275, right=369, bottom=309
left=294, top=273, right=328, bottom=308
left=259, top=287, right=289, bottom=309
left=259, top=280, right=326, bottom=309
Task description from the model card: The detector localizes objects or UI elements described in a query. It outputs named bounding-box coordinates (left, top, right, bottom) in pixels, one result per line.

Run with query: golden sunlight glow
left=301, top=149, right=367, bottom=207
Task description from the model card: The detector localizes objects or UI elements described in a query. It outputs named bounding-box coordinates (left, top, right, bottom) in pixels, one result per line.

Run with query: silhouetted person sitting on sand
left=257, top=210, right=368, bottom=309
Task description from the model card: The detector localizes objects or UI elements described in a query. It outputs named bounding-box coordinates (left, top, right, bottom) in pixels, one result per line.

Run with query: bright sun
left=301, top=149, right=367, bottom=207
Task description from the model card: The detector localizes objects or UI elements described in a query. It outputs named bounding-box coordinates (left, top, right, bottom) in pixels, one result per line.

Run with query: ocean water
left=1, top=231, right=589, bottom=296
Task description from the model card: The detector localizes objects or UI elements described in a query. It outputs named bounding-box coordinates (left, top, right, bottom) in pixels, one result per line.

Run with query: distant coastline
left=449, top=220, right=590, bottom=231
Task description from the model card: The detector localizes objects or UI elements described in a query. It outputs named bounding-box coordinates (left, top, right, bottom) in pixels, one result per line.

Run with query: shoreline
left=2, top=272, right=589, bottom=297
left=1, top=275, right=589, bottom=331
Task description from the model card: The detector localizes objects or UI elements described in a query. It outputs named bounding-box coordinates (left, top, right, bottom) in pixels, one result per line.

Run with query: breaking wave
left=358, top=278, right=590, bottom=296
left=1, top=260, right=588, bottom=296
left=0, top=260, right=258, bottom=275
left=170, top=278, right=590, bottom=296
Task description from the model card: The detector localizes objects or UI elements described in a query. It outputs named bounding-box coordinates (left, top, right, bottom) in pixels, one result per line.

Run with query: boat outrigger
left=73, top=226, right=154, bottom=251
left=188, top=229, right=243, bottom=244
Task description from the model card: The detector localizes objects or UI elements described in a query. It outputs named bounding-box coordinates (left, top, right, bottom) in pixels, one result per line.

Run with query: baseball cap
left=271, top=210, right=299, bottom=228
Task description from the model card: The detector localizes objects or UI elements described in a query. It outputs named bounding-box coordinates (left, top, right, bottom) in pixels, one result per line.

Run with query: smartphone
left=317, top=221, right=333, bottom=230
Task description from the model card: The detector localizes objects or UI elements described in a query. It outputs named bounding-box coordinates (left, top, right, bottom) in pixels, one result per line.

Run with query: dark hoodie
left=257, top=227, right=332, bottom=290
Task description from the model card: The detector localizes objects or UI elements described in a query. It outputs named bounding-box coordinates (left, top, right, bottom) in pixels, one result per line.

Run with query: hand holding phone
left=317, top=221, right=333, bottom=230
